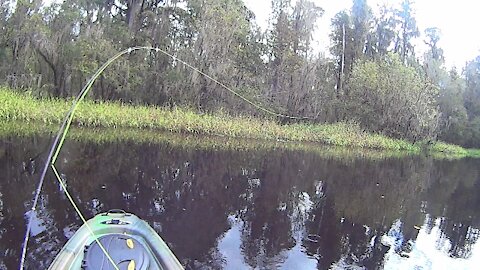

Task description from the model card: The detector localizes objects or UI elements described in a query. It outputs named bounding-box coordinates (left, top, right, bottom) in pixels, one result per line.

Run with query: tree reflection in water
left=0, top=136, right=480, bottom=269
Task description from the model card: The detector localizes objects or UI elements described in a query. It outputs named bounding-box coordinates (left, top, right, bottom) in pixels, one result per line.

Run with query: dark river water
left=1, top=134, right=480, bottom=269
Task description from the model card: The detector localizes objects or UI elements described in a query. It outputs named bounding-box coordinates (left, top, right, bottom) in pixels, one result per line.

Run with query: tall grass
left=0, top=86, right=477, bottom=157
left=0, top=121, right=416, bottom=161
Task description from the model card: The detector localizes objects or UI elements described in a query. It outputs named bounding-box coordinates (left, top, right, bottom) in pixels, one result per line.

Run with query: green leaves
left=347, top=53, right=439, bottom=141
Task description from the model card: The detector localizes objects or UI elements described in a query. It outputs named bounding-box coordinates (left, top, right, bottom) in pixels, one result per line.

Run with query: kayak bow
left=49, top=210, right=183, bottom=270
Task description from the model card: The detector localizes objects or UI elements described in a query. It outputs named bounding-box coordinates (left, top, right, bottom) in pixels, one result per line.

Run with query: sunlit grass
left=0, top=120, right=415, bottom=161
left=0, top=86, right=477, bottom=158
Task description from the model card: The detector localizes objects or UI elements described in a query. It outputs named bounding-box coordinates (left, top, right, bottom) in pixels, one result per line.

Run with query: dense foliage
left=346, top=54, right=438, bottom=141
left=0, top=0, right=479, bottom=147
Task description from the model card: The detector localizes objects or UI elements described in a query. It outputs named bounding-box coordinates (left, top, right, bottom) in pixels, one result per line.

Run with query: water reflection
left=0, top=135, right=479, bottom=269
left=382, top=217, right=480, bottom=270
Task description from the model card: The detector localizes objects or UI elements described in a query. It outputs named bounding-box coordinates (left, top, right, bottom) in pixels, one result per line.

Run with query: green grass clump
left=429, top=141, right=467, bottom=155
left=466, top=149, right=480, bottom=158
left=0, top=86, right=478, bottom=158
left=426, top=142, right=469, bottom=160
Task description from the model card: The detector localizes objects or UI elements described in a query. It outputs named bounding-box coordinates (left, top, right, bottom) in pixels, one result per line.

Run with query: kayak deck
left=48, top=210, right=183, bottom=270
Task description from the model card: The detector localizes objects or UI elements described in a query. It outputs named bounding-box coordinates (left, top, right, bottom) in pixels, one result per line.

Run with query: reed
left=0, top=86, right=477, bottom=157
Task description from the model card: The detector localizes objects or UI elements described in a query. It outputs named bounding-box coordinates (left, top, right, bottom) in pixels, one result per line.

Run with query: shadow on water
left=0, top=134, right=480, bottom=269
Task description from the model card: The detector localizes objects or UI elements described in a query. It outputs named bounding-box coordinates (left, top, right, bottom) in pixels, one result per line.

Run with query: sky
left=244, top=0, right=480, bottom=68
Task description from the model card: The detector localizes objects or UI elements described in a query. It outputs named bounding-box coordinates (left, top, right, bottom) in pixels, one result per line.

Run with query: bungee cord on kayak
left=19, top=46, right=310, bottom=270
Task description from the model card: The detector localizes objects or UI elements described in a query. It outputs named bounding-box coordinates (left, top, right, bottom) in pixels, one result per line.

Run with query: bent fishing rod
left=19, top=46, right=310, bottom=270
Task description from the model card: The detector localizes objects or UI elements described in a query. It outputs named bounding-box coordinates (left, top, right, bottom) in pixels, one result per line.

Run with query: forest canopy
left=1, top=0, right=480, bottom=147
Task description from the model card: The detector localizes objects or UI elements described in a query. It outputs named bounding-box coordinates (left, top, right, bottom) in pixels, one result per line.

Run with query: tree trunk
left=126, top=0, right=143, bottom=32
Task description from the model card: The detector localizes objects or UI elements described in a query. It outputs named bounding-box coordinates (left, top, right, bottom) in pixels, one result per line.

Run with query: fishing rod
left=19, top=46, right=310, bottom=270
left=19, top=48, right=131, bottom=270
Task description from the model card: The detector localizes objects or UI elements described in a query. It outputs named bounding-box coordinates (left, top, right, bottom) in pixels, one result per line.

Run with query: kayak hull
left=48, top=210, right=183, bottom=270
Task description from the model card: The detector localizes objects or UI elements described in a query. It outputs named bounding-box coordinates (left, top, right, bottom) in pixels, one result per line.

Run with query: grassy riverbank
left=1, top=87, right=479, bottom=157
left=0, top=121, right=416, bottom=161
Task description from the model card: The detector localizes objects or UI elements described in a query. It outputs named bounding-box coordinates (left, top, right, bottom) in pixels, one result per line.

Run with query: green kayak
left=48, top=210, right=183, bottom=270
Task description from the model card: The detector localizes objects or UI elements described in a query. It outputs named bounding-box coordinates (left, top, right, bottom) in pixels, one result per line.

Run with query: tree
left=346, top=53, right=439, bottom=141
left=291, top=0, right=323, bottom=57
left=181, top=0, right=260, bottom=111
left=267, top=0, right=323, bottom=116
left=330, top=11, right=352, bottom=96
left=421, top=28, right=468, bottom=145
left=351, top=0, right=371, bottom=61
left=330, top=0, right=371, bottom=99
left=4, top=0, right=42, bottom=83
left=0, top=0, right=12, bottom=78
left=394, top=0, right=419, bottom=64
left=365, top=4, right=397, bottom=58
left=464, top=56, right=480, bottom=119
left=30, top=2, right=84, bottom=97
left=462, top=55, right=480, bottom=147
left=437, top=70, right=468, bottom=144
left=0, top=1, right=11, bottom=47
left=424, top=27, right=443, bottom=62
left=0, top=0, right=478, bottom=146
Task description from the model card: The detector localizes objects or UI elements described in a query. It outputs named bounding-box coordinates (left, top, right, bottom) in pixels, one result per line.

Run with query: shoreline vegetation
left=1, top=87, right=479, bottom=158
left=0, top=121, right=415, bottom=161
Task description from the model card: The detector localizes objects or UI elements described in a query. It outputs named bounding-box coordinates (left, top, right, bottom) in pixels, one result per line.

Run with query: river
left=0, top=134, right=479, bottom=269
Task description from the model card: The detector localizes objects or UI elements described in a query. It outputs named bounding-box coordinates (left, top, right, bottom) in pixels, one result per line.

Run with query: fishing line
left=51, top=165, right=119, bottom=269
left=19, top=49, right=128, bottom=270
left=147, top=46, right=311, bottom=120
left=19, top=46, right=309, bottom=270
